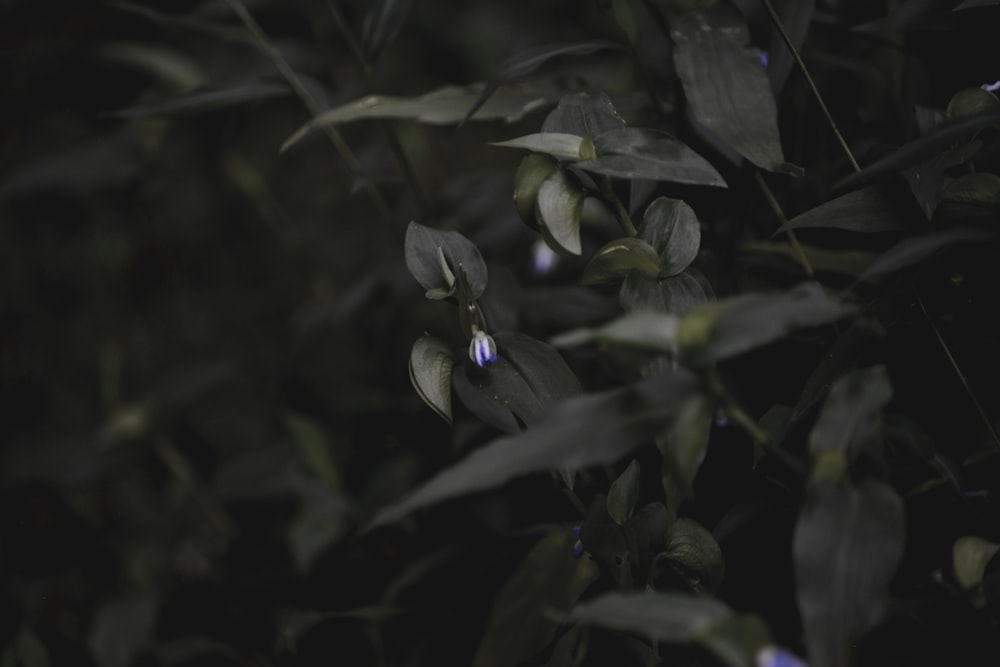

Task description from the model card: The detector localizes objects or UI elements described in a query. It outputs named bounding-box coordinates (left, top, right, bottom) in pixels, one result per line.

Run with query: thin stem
left=760, top=0, right=861, bottom=173
left=225, top=0, right=392, bottom=221
left=754, top=170, right=815, bottom=278
left=915, top=291, right=1000, bottom=452
left=596, top=175, right=638, bottom=237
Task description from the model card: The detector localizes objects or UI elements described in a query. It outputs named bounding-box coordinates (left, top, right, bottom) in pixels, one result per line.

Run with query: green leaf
left=550, top=311, right=679, bottom=354
left=941, top=172, right=1000, bottom=212
left=540, top=625, right=588, bottom=667
left=579, top=128, right=727, bottom=187
left=404, top=221, right=488, bottom=299
left=677, top=283, right=854, bottom=364
left=283, top=412, right=344, bottom=490
left=854, top=227, right=997, bottom=286
left=607, top=460, right=641, bottom=525
left=777, top=186, right=906, bottom=234
left=808, top=366, right=892, bottom=479
left=794, top=482, right=905, bottom=667
left=620, top=269, right=714, bottom=316
left=491, top=133, right=584, bottom=160
left=697, top=614, right=774, bottom=667
left=368, top=368, right=701, bottom=527
left=582, top=237, right=661, bottom=285
left=564, top=590, right=731, bottom=643
left=657, top=392, right=713, bottom=511
left=657, top=518, right=725, bottom=594
left=537, top=168, right=585, bottom=255
left=953, top=536, right=1000, bottom=589
left=408, top=336, right=455, bottom=425
left=472, top=529, right=599, bottom=667
left=111, top=83, right=288, bottom=118
left=639, top=197, right=701, bottom=276
left=541, top=92, right=626, bottom=136
left=514, top=153, right=559, bottom=228
left=669, top=4, right=786, bottom=170
left=612, top=0, right=639, bottom=45
left=362, top=0, right=413, bottom=60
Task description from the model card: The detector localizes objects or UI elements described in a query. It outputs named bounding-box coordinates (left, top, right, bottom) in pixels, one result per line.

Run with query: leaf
left=88, top=594, right=157, bottom=667
left=953, top=536, right=1000, bottom=589
left=954, top=0, right=1000, bottom=9
left=404, top=221, right=488, bottom=299
left=612, top=0, right=640, bottom=44
left=658, top=518, right=725, bottom=594
left=491, top=133, right=584, bottom=160
left=408, top=337, right=455, bottom=425
left=472, top=530, right=599, bottom=667
left=368, top=368, right=701, bottom=527
left=777, top=186, right=907, bottom=234
left=639, top=197, right=701, bottom=276
left=657, top=392, right=713, bottom=511
left=288, top=489, right=353, bottom=573
left=537, top=168, right=585, bottom=255
left=766, top=0, right=815, bottom=95
left=111, top=83, right=288, bottom=118
left=110, top=2, right=252, bottom=43
left=582, top=238, right=661, bottom=285
left=677, top=283, right=853, bottom=364
left=669, top=4, right=786, bottom=170
left=853, top=227, right=997, bottom=286
left=362, top=0, right=414, bottom=59
left=620, top=268, right=714, bottom=316
left=794, top=481, right=905, bottom=667
left=940, top=172, right=1000, bottom=212
left=564, top=590, right=731, bottom=643
left=698, top=614, right=774, bottom=667
left=808, top=366, right=892, bottom=479
left=463, top=41, right=625, bottom=124
left=607, top=460, right=641, bottom=525
left=541, top=92, right=626, bottom=136
left=579, top=128, right=728, bottom=187
left=283, top=412, right=344, bottom=489
left=514, top=153, right=560, bottom=228
left=551, top=311, right=679, bottom=353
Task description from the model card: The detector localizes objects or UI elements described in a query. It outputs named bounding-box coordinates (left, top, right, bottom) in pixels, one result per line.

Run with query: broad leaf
left=408, top=337, right=455, bottom=425
left=368, top=368, right=701, bottom=527
left=537, top=168, right=585, bottom=255
left=953, top=536, right=1000, bottom=589
left=580, top=128, right=727, bottom=187
left=669, top=4, right=786, bottom=170
left=541, top=91, right=626, bottom=136
left=582, top=237, right=661, bottom=285
left=514, top=153, right=559, bottom=228
left=491, top=133, right=584, bottom=160
left=777, top=186, right=906, bottom=234
left=404, top=221, right=488, bottom=299
left=607, top=460, right=641, bottom=525
left=658, top=517, right=725, bottom=594
left=472, top=529, right=598, bottom=667
left=639, top=197, right=701, bottom=276
left=794, top=481, right=905, bottom=667
left=698, top=615, right=774, bottom=667
left=853, top=227, right=996, bottom=286
left=564, top=590, right=731, bottom=643
left=657, top=392, right=714, bottom=511
left=620, top=269, right=714, bottom=316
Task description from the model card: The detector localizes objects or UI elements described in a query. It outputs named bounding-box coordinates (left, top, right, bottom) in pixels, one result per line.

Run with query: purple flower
left=572, top=525, right=584, bottom=558
left=469, top=330, right=497, bottom=368
left=759, top=50, right=769, bottom=68
left=756, top=646, right=808, bottom=667
left=982, top=80, right=1000, bottom=93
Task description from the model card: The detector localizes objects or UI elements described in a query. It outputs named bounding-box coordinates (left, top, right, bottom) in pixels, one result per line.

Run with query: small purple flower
left=759, top=50, right=769, bottom=68
left=469, top=330, right=497, bottom=368
left=756, top=646, right=808, bottom=667
left=531, top=238, right=559, bottom=275
left=572, top=525, right=584, bottom=558
left=981, top=80, right=1000, bottom=93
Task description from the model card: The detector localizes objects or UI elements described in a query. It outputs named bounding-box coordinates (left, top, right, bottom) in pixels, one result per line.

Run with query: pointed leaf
left=854, top=227, right=997, bottom=286
left=620, top=268, right=714, bottom=316
left=582, top=237, right=661, bottom=285
left=541, top=91, right=626, bottom=136
left=953, top=536, right=1000, bottom=589
left=794, top=482, right=905, bottom=667
left=777, top=186, right=906, bottom=234
left=578, top=128, right=727, bottom=187
left=537, top=169, right=585, bottom=255
left=564, top=590, right=731, bottom=643
left=607, top=460, right=641, bottom=525
left=409, top=337, right=455, bottom=425
left=491, top=133, right=584, bottom=160
left=657, top=392, right=713, bottom=511
left=472, top=530, right=599, bottom=667
left=670, top=4, right=786, bottom=170
left=404, top=221, right=488, bottom=299
left=368, top=369, right=701, bottom=527
left=551, top=311, right=679, bottom=353
left=639, top=197, right=701, bottom=276
left=808, top=366, right=892, bottom=475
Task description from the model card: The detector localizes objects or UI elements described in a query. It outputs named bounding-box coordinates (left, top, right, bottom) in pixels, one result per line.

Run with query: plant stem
left=754, top=170, right=815, bottom=278
left=596, top=175, right=638, bottom=237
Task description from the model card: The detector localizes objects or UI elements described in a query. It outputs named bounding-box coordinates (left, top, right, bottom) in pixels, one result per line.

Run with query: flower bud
left=469, top=330, right=497, bottom=368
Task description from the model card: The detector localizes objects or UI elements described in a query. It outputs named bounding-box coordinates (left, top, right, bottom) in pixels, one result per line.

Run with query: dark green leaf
left=111, top=83, right=288, bottom=118
left=659, top=517, right=725, bottom=594
left=946, top=87, right=1000, bottom=119
left=288, top=490, right=353, bottom=573
left=853, top=227, right=997, bottom=286
left=670, top=4, right=786, bottom=170
left=564, top=590, right=731, bottom=642
left=362, top=0, right=414, bottom=60
left=540, top=625, right=588, bottom=667
left=639, top=197, right=701, bottom=276
left=607, top=460, right=641, bottom=525
left=110, top=2, right=252, bottom=43
left=612, top=0, right=639, bottom=44
left=368, top=369, right=701, bottom=527
left=472, top=529, right=599, bottom=667
left=766, top=0, right=815, bottom=95
left=582, top=237, right=661, bottom=285
left=698, top=614, right=774, bottom=667
left=579, top=128, right=727, bottom=187
left=620, top=268, right=714, bottom=316
left=777, top=187, right=906, bottom=234
left=514, top=154, right=559, bottom=228
left=452, top=365, right=521, bottom=434
left=941, top=172, right=1000, bottom=212
left=551, top=311, right=679, bottom=353
left=283, top=412, right=344, bottom=490
left=541, top=92, right=626, bottom=136
left=537, top=168, right=585, bottom=255
left=408, top=336, right=455, bottom=425
left=953, top=536, right=1000, bottom=589
left=404, top=221, right=488, bottom=299
left=657, top=393, right=713, bottom=511
left=794, top=482, right=905, bottom=667
left=491, top=133, right=584, bottom=160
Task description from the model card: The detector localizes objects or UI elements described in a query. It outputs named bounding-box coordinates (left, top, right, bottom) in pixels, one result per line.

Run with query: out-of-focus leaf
left=940, top=172, right=1000, bottom=212
left=834, top=109, right=1000, bottom=191
left=607, top=460, right=641, bottom=525
left=777, top=187, right=906, bottom=234
left=954, top=0, right=1000, bottom=8
left=288, top=488, right=353, bottom=573
left=612, top=0, right=640, bottom=44
left=11, top=627, right=50, bottom=667
left=88, top=594, right=157, bottom=667
left=699, top=614, right=774, bottom=667
left=540, top=624, right=588, bottom=667
left=111, top=1, right=252, bottom=43
left=808, top=366, right=892, bottom=480
left=368, top=368, right=701, bottom=527
left=953, top=536, right=1000, bottom=589
left=564, top=590, right=731, bottom=643
left=677, top=283, right=853, bottom=364
left=580, top=128, right=728, bottom=187
left=853, top=227, right=997, bottom=286
left=362, top=0, right=414, bottom=59
left=408, top=337, right=455, bottom=425
left=639, top=197, right=701, bottom=276
left=472, top=530, right=598, bottom=667
left=491, top=133, right=584, bottom=160
left=657, top=392, right=713, bottom=511
left=541, top=91, right=626, bottom=136
left=658, top=517, right=725, bottom=594
left=794, top=482, right=905, bottom=667
left=404, top=221, right=488, bottom=299
left=101, top=42, right=204, bottom=90
left=669, top=4, right=786, bottom=170
left=620, top=269, right=714, bottom=316
left=738, top=241, right=878, bottom=280
left=551, top=311, right=679, bottom=353
left=283, top=412, right=344, bottom=489
left=766, top=0, right=815, bottom=95
left=463, top=41, right=624, bottom=124
left=537, top=168, right=585, bottom=255
left=582, top=237, right=661, bottom=285
left=112, top=83, right=288, bottom=118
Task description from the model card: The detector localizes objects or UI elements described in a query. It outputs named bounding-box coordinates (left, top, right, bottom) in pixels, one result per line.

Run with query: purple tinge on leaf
left=756, top=646, right=808, bottom=667
left=469, top=330, right=498, bottom=368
